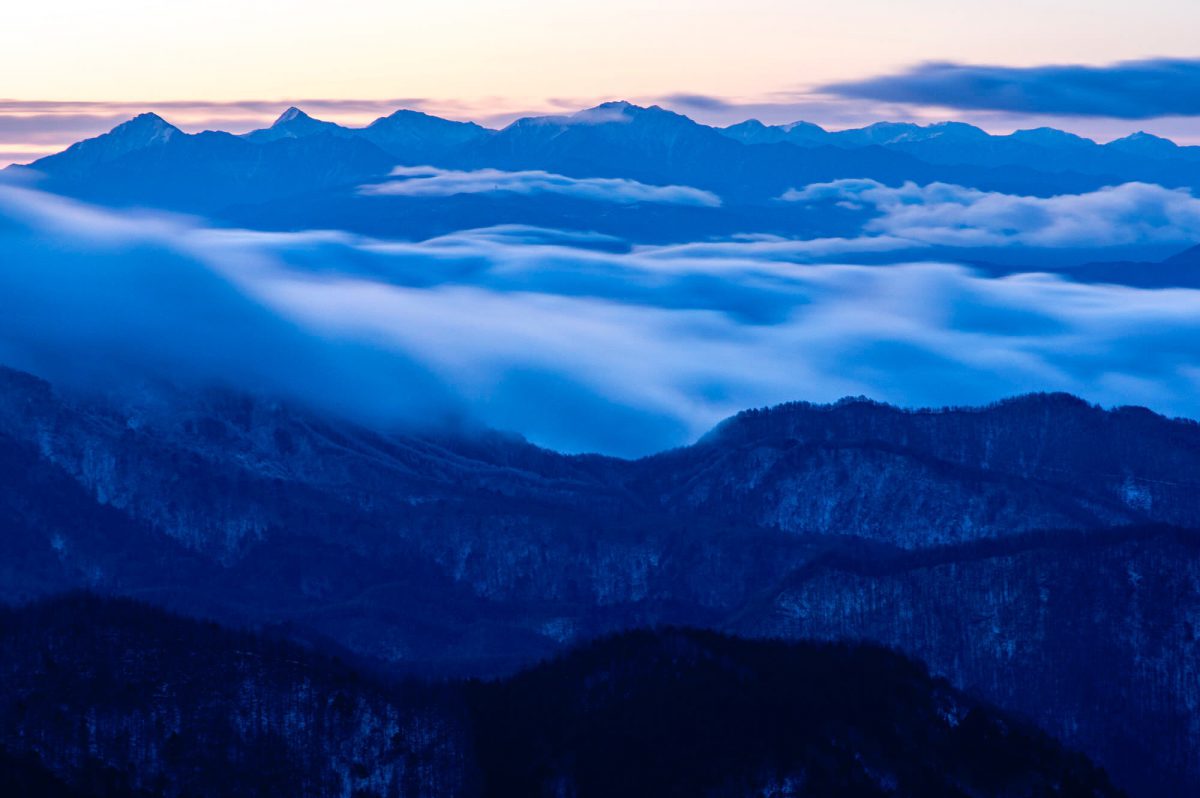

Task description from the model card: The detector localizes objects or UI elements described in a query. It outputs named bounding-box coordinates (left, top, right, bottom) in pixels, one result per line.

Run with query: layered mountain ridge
left=1, top=363, right=1198, bottom=795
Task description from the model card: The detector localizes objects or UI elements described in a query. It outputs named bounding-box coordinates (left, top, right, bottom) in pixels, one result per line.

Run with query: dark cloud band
left=822, top=59, right=1200, bottom=119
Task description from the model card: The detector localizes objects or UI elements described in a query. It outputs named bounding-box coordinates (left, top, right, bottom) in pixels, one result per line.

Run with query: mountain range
left=25, top=102, right=1200, bottom=198
left=0, top=108, right=1169, bottom=190
left=20, top=101, right=1200, bottom=194
left=722, top=116, right=1200, bottom=173
left=7, top=102, right=1200, bottom=285
left=2, top=363, right=1198, bottom=796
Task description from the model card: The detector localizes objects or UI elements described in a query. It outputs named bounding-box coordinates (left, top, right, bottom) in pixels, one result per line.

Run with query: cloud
left=3, top=181, right=1200, bottom=456
left=0, top=184, right=458, bottom=428
left=660, top=93, right=738, bottom=112
left=637, top=234, right=929, bottom=263
left=781, top=180, right=1200, bottom=249
left=361, top=166, right=722, bottom=207
left=822, top=59, right=1200, bottom=119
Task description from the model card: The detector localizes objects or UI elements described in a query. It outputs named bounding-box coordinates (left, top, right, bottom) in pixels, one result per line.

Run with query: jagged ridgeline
left=7, top=101, right=1200, bottom=288
left=0, top=594, right=1124, bottom=798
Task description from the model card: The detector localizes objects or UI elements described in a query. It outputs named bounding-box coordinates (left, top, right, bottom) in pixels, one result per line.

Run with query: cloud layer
left=3, top=182, right=1200, bottom=456
left=782, top=180, right=1200, bottom=249
left=361, top=166, right=722, bottom=206
left=823, top=59, right=1200, bottom=119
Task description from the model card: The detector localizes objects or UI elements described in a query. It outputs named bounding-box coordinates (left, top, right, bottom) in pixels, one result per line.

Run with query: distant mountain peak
left=246, top=106, right=344, bottom=142
left=570, top=101, right=697, bottom=131
left=853, top=120, right=989, bottom=145
left=1107, top=130, right=1179, bottom=157
left=113, top=112, right=181, bottom=141
left=574, top=100, right=640, bottom=119
left=577, top=100, right=672, bottom=118
left=720, top=118, right=828, bottom=146
left=274, top=106, right=310, bottom=125
left=31, top=111, right=182, bottom=170
left=367, top=108, right=486, bottom=132
left=925, top=120, right=988, bottom=136
left=1008, top=127, right=1095, bottom=148
left=357, top=108, right=490, bottom=159
left=126, top=111, right=171, bottom=126
left=835, top=121, right=923, bottom=146
left=861, top=121, right=920, bottom=132
left=782, top=120, right=826, bottom=134
left=593, top=100, right=654, bottom=115
left=371, top=108, right=433, bottom=124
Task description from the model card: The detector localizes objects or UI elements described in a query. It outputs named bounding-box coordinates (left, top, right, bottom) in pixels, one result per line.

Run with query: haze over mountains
left=11, top=101, right=1200, bottom=281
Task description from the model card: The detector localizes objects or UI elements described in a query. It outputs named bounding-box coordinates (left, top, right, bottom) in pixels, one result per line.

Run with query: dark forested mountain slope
left=0, top=364, right=1198, bottom=795
left=636, top=393, right=1200, bottom=545
left=0, top=595, right=471, bottom=798
left=469, top=628, right=1125, bottom=798
left=726, top=525, right=1200, bottom=798
left=0, top=595, right=1126, bottom=798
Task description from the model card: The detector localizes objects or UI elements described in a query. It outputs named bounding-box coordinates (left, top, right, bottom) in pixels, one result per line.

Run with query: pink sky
left=4, top=0, right=1200, bottom=164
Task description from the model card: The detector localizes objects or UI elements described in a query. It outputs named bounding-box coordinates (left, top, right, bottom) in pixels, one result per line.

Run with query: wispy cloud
left=361, top=166, right=722, bottom=207
left=821, top=59, right=1200, bottom=119
left=3, top=181, right=1200, bottom=456
left=781, top=180, right=1200, bottom=249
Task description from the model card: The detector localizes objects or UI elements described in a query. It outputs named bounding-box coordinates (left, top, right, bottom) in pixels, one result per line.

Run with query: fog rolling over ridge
left=3, top=176, right=1200, bottom=455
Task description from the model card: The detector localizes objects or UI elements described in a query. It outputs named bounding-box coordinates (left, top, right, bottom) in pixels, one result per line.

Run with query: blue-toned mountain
left=0, top=364, right=1197, bottom=795
left=12, top=102, right=1122, bottom=220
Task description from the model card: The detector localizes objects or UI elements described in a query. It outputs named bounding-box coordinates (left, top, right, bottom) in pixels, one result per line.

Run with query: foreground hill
left=0, top=594, right=1125, bottom=798
left=0, top=364, right=1197, bottom=795
left=638, top=393, right=1200, bottom=545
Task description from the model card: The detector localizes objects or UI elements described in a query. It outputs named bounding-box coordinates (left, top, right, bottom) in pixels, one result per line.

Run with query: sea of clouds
left=2, top=180, right=1199, bottom=456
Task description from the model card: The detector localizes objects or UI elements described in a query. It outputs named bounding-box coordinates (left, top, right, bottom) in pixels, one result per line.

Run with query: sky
left=4, top=0, right=1200, bottom=163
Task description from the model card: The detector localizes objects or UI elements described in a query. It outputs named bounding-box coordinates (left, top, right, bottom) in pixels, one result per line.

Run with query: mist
left=3, top=181, right=1199, bottom=456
